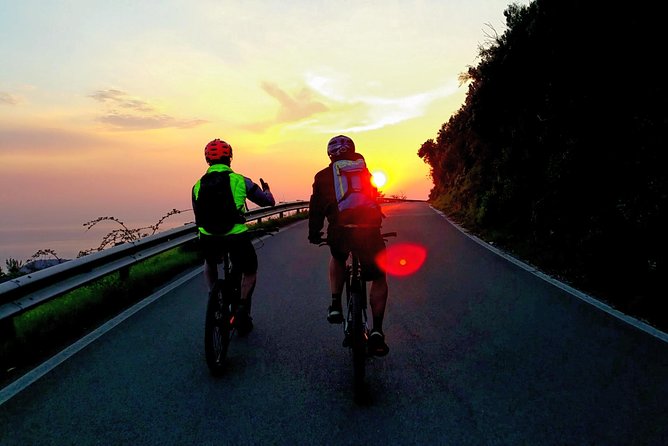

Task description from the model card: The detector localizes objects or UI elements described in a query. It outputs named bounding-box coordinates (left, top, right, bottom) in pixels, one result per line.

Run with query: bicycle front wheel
left=204, top=279, right=231, bottom=375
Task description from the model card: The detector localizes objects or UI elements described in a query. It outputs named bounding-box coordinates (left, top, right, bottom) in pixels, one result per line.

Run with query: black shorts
left=327, top=226, right=386, bottom=281
left=199, top=232, right=258, bottom=275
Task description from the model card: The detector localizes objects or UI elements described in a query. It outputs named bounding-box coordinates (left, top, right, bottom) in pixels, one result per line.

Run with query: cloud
left=0, top=92, right=20, bottom=105
left=240, top=82, right=328, bottom=132
left=332, top=85, right=458, bottom=133
left=89, top=89, right=207, bottom=131
left=302, top=73, right=460, bottom=133
left=97, top=113, right=207, bottom=130
left=241, top=73, right=459, bottom=135
left=89, top=89, right=154, bottom=112
left=261, top=82, right=328, bottom=123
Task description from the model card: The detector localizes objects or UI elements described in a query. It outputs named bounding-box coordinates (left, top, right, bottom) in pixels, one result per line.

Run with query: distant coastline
left=0, top=225, right=101, bottom=266
left=0, top=215, right=194, bottom=267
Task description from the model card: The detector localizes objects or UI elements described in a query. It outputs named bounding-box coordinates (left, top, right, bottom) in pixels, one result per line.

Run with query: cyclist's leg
left=358, top=229, right=389, bottom=356
left=241, top=272, right=257, bottom=303
left=369, top=276, right=388, bottom=331
left=201, top=234, right=224, bottom=291
left=204, top=259, right=218, bottom=291
left=367, top=276, right=389, bottom=356
left=228, top=233, right=257, bottom=335
left=328, top=226, right=348, bottom=293
left=329, top=256, right=346, bottom=294
left=327, top=227, right=348, bottom=323
left=357, top=228, right=387, bottom=325
left=326, top=256, right=346, bottom=324
left=227, top=233, right=258, bottom=301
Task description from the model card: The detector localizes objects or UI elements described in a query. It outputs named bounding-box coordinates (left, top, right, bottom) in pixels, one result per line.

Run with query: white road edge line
left=0, top=231, right=283, bottom=406
left=429, top=205, right=668, bottom=344
left=0, top=270, right=200, bottom=407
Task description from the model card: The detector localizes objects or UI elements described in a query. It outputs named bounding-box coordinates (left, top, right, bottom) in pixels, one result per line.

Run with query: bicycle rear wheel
left=350, top=279, right=366, bottom=397
left=204, top=279, right=231, bottom=375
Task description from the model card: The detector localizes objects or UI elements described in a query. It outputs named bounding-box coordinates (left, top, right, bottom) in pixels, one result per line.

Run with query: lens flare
left=376, top=243, right=427, bottom=277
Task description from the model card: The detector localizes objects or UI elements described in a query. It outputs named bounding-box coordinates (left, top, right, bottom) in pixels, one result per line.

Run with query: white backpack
left=332, top=158, right=382, bottom=226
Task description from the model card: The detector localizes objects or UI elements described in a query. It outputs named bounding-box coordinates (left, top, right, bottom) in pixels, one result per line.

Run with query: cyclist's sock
left=372, top=317, right=383, bottom=334
left=238, top=284, right=254, bottom=315
left=328, top=293, right=344, bottom=324
left=238, top=298, right=251, bottom=316
left=331, top=293, right=342, bottom=309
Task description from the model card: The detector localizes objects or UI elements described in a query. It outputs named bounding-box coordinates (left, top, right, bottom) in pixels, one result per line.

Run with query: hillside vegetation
left=419, top=1, right=666, bottom=331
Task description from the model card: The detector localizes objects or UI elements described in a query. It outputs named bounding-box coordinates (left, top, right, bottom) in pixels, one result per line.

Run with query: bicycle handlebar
left=317, top=231, right=397, bottom=246
left=246, top=226, right=279, bottom=238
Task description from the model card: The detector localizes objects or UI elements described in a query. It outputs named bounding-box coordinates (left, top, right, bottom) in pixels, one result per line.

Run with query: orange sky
left=0, top=0, right=529, bottom=260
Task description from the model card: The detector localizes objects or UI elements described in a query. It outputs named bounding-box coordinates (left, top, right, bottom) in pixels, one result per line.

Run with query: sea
left=0, top=213, right=195, bottom=268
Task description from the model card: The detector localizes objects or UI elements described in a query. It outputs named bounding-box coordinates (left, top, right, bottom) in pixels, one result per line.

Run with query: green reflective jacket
left=192, top=164, right=248, bottom=236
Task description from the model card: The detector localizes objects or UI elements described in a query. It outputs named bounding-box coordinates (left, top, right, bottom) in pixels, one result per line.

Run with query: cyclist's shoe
left=368, top=330, right=389, bottom=357
left=327, top=303, right=344, bottom=324
left=234, top=308, right=253, bottom=336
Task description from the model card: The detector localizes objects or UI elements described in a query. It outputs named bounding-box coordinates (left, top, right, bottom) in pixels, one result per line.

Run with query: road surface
left=1, top=202, right=666, bottom=445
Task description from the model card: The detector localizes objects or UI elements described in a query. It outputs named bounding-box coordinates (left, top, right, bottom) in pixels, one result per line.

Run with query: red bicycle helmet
left=204, top=139, right=233, bottom=163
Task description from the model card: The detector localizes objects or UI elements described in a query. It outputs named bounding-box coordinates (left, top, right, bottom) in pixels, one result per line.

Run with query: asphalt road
left=1, top=202, right=667, bottom=445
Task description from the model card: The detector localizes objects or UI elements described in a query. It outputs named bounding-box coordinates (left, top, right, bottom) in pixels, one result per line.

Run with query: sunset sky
left=1, top=0, right=528, bottom=260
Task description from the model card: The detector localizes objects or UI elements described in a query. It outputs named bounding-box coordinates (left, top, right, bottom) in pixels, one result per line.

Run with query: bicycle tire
left=204, top=279, right=231, bottom=375
left=350, top=278, right=366, bottom=396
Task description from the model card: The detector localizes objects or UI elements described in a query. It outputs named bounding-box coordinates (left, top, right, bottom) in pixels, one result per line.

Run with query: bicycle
left=320, top=230, right=397, bottom=398
left=204, top=227, right=276, bottom=375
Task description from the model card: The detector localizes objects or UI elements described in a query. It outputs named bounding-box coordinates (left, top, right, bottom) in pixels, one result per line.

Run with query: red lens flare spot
left=376, top=243, right=427, bottom=277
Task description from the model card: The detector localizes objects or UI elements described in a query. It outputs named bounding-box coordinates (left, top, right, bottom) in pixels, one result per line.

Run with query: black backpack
left=192, top=170, right=245, bottom=234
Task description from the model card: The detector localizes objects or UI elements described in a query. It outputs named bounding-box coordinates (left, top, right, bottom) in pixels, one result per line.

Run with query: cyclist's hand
left=260, top=178, right=270, bottom=191
left=308, top=231, right=324, bottom=244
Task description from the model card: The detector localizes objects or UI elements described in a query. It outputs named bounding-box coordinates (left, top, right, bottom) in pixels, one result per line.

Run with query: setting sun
left=371, top=170, right=387, bottom=189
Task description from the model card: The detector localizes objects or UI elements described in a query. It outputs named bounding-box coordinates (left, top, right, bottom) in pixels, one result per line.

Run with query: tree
left=5, top=258, right=24, bottom=275
left=418, top=0, right=667, bottom=328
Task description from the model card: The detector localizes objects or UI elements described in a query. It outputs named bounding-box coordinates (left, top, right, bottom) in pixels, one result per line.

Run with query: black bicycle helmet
left=327, top=135, right=355, bottom=158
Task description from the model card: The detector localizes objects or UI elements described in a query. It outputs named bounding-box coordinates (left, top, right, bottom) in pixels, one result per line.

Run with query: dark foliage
left=419, top=0, right=667, bottom=330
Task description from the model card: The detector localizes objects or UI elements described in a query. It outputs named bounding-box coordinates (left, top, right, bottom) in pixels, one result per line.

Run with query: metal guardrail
left=0, top=201, right=309, bottom=323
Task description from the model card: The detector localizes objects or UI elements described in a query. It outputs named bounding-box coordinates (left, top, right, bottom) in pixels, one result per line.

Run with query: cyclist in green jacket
left=192, top=138, right=275, bottom=335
